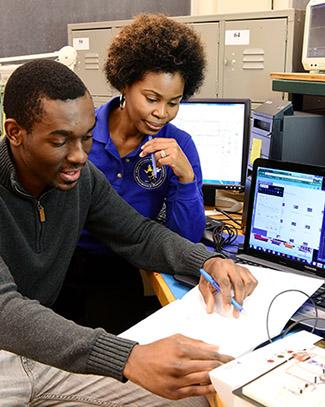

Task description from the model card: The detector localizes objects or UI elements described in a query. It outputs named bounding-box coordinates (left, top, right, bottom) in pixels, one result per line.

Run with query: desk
left=147, top=269, right=225, bottom=407
left=146, top=215, right=244, bottom=306
left=271, top=72, right=325, bottom=94
left=146, top=215, right=244, bottom=407
left=147, top=272, right=182, bottom=306
left=147, top=211, right=244, bottom=306
left=270, top=72, right=325, bottom=112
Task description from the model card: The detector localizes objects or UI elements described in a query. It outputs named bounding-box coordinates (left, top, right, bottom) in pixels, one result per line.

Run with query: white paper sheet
left=121, top=266, right=323, bottom=357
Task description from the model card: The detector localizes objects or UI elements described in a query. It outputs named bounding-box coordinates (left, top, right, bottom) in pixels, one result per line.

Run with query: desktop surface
left=163, top=231, right=245, bottom=301
left=161, top=274, right=189, bottom=300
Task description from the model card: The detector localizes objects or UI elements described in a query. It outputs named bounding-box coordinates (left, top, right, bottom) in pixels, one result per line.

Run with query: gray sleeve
left=0, top=257, right=136, bottom=381
left=0, top=164, right=219, bottom=380
left=85, top=174, right=218, bottom=277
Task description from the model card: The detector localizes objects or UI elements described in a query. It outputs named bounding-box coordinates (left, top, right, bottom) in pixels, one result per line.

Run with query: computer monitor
left=302, top=0, right=325, bottom=73
left=171, top=98, right=251, bottom=206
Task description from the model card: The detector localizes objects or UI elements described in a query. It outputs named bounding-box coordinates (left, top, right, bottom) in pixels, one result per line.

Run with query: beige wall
left=273, top=0, right=309, bottom=9
left=191, top=0, right=309, bottom=15
left=217, top=0, right=272, bottom=14
left=191, top=0, right=218, bottom=15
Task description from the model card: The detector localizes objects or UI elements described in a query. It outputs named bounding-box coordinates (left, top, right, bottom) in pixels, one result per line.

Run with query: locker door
left=189, top=22, right=220, bottom=98
left=71, top=28, right=113, bottom=99
left=223, top=18, right=287, bottom=102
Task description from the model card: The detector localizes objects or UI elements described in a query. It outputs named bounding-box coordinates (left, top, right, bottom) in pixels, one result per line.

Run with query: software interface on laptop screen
left=248, top=166, right=325, bottom=270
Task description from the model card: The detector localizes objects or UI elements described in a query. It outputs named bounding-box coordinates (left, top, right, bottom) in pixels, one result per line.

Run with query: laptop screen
left=245, top=159, right=325, bottom=276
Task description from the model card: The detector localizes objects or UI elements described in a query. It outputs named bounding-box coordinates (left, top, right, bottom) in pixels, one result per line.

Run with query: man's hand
left=123, top=334, right=233, bottom=400
left=200, top=257, right=258, bottom=317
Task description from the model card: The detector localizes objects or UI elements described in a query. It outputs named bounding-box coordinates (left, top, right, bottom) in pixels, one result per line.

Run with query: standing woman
left=55, top=13, right=207, bottom=333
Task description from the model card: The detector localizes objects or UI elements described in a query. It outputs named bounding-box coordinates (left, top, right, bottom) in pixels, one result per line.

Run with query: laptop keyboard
left=236, top=258, right=325, bottom=309
left=205, top=210, right=325, bottom=310
left=311, top=284, right=325, bottom=308
left=234, top=258, right=268, bottom=268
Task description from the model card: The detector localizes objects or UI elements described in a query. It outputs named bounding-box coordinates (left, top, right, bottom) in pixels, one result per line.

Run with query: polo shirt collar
left=93, top=97, right=119, bottom=144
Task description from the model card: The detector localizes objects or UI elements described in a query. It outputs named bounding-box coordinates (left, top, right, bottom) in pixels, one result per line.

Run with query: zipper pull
left=37, top=202, right=46, bottom=223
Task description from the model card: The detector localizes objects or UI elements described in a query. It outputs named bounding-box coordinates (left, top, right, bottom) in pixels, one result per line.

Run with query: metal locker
left=68, top=9, right=305, bottom=105
left=190, top=22, right=220, bottom=98
left=70, top=28, right=114, bottom=103
left=222, top=18, right=287, bottom=102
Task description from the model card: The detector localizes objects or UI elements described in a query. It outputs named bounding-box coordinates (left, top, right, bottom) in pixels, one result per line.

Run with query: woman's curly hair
left=104, top=13, right=206, bottom=100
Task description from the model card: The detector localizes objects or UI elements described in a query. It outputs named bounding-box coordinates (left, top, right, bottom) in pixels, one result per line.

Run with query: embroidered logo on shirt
left=134, top=157, right=166, bottom=189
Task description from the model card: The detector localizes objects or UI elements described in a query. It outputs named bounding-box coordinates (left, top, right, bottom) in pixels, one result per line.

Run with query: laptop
left=236, top=158, right=325, bottom=330
left=175, top=158, right=325, bottom=330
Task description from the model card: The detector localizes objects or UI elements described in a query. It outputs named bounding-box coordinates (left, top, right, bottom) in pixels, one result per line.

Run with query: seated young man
left=0, top=59, right=257, bottom=405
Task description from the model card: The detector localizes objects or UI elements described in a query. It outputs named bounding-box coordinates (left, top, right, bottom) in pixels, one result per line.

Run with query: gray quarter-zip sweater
left=0, top=138, right=217, bottom=381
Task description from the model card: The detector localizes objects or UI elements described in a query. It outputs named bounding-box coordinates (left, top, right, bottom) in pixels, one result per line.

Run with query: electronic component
left=235, top=339, right=325, bottom=407
left=209, top=330, right=322, bottom=407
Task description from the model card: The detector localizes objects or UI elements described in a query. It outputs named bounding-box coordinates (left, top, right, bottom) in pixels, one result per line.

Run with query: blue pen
left=148, top=135, right=157, bottom=178
left=199, top=268, right=243, bottom=312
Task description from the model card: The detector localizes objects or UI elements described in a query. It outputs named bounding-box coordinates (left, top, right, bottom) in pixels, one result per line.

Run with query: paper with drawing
left=121, top=266, right=323, bottom=357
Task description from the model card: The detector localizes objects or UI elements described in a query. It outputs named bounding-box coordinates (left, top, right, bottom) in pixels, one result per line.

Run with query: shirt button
left=117, top=173, right=123, bottom=178
left=125, top=158, right=130, bottom=163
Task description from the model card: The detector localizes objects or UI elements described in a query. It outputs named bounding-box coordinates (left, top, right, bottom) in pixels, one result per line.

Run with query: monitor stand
left=215, top=190, right=244, bottom=213
left=203, top=187, right=244, bottom=212
left=215, top=196, right=242, bottom=213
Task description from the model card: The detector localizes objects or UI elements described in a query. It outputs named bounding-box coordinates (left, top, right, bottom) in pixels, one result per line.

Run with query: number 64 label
left=225, top=30, right=250, bottom=45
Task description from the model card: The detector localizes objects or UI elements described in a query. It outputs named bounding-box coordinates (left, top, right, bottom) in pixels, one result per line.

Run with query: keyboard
left=233, top=258, right=268, bottom=268
left=236, top=258, right=325, bottom=309
left=311, top=283, right=325, bottom=308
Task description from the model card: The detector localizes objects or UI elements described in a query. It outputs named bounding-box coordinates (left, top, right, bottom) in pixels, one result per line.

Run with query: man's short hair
left=3, top=59, right=88, bottom=133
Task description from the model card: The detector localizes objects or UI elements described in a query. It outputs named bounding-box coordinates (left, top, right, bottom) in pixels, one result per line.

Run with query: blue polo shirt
left=79, top=97, right=205, bottom=252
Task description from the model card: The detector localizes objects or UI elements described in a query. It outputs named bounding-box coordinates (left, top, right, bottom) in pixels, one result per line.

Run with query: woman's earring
left=119, top=94, right=126, bottom=109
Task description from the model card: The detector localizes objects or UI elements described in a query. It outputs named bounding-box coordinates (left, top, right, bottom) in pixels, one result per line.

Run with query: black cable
left=216, top=217, right=243, bottom=224
left=211, top=222, right=239, bottom=255
left=214, top=207, right=242, bottom=228
left=266, top=289, right=319, bottom=343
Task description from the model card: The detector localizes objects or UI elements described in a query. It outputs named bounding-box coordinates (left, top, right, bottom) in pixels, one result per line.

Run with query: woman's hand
left=140, top=137, right=194, bottom=183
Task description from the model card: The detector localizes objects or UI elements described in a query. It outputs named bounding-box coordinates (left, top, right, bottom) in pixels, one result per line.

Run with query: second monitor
left=171, top=98, right=251, bottom=206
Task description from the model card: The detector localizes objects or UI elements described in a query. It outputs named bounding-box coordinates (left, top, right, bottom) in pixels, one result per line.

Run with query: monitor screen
left=171, top=98, right=250, bottom=205
left=307, top=3, right=325, bottom=58
left=302, top=1, right=325, bottom=72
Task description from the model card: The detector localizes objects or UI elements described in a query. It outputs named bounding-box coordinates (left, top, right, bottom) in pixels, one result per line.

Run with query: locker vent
left=242, top=49, right=265, bottom=70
